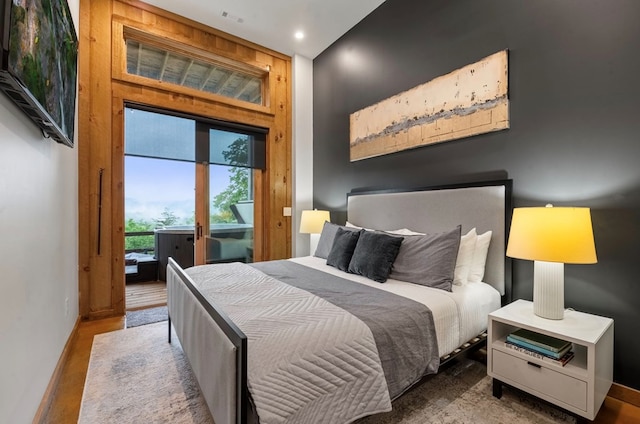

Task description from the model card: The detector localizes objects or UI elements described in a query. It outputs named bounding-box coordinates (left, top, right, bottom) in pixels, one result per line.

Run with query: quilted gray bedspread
left=185, top=261, right=438, bottom=424
left=253, top=260, right=439, bottom=400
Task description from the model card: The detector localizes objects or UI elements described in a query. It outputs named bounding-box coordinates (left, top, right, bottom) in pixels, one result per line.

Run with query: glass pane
left=125, top=156, right=195, bottom=231
left=125, top=155, right=196, bottom=279
left=126, top=39, right=263, bottom=105
left=125, top=108, right=195, bottom=162
left=125, top=107, right=197, bottom=281
left=209, top=128, right=261, bottom=168
left=207, top=158, right=254, bottom=263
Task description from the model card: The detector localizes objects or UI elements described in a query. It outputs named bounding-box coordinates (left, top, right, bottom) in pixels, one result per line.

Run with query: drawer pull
left=527, top=361, right=541, bottom=368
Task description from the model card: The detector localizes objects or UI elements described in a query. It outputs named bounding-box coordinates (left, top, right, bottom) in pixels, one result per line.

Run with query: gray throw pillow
left=326, top=228, right=363, bottom=271
left=315, top=222, right=358, bottom=259
left=389, top=225, right=462, bottom=291
left=348, top=231, right=404, bottom=283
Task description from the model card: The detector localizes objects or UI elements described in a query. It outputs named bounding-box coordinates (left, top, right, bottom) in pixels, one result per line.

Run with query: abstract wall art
left=350, top=50, right=509, bottom=161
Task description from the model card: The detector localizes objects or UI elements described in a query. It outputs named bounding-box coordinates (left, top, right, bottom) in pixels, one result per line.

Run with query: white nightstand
left=488, top=299, right=614, bottom=421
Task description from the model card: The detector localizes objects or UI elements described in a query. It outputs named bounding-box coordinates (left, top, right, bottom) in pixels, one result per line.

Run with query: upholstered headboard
left=347, top=180, right=512, bottom=297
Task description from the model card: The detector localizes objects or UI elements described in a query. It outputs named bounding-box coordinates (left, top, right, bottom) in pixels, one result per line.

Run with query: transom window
left=125, top=39, right=264, bottom=105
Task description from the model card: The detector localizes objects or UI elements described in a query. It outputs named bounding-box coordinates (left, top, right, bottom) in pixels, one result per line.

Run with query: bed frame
left=167, top=179, right=513, bottom=424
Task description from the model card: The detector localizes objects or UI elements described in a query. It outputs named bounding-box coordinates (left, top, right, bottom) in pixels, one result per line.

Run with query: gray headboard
left=347, top=180, right=512, bottom=297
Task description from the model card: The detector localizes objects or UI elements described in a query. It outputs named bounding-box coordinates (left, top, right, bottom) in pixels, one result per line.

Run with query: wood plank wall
left=78, top=0, right=292, bottom=319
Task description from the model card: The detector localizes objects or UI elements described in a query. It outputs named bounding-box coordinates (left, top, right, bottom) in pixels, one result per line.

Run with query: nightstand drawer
left=492, top=349, right=587, bottom=411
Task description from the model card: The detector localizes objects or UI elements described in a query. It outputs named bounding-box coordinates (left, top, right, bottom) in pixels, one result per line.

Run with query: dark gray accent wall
left=313, top=0, right=640, bottom=389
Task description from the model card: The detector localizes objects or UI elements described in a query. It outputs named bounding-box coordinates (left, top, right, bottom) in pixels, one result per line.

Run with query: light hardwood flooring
left=41, top=318, right=640, bottom=423
left=125, top=281, right=167, bottom=311
left=41, top=316, right=125, bottom=424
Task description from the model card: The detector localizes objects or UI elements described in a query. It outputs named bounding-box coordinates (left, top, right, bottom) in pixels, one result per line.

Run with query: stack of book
left=505, top=328, right=574, bottom=367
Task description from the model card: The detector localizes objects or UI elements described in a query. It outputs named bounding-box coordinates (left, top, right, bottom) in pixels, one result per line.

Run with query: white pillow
left=386, top=228, right=426, bottom=236
left=453, top=228, right=477, bottom=285
left=346, top=222, right=425, bottom=236
left=345, top=221, right=374, bottom=231
left=468, top=230, right=492, bottom=283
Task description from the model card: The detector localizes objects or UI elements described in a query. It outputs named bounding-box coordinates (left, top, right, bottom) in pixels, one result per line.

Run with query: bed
left=167, top=179, right=512, bottom=424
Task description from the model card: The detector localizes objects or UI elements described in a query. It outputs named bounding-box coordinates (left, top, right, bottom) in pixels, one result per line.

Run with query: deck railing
left=125, top=231, right=155, bottom=254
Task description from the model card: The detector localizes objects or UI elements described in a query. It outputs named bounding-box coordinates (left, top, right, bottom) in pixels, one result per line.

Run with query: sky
left=125, top=156, right=231, bottom=225
left=123, top=107, right=241, bottom=225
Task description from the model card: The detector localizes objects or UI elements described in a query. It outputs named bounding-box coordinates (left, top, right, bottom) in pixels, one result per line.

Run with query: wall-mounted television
left=0, top=0, right=78, bottom=148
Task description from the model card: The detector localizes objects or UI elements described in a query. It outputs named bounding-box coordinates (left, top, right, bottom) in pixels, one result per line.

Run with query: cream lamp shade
left=300, top=209, right=330, bottom=256
left=300, top=209, right=330, bottom=234
left=506, top=205, right=597, bottom=319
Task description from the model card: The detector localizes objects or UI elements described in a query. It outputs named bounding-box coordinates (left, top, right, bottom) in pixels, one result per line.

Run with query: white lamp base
left=533, top=260, right=565, bottom=320
left=309, top=233, right=321, bottom=256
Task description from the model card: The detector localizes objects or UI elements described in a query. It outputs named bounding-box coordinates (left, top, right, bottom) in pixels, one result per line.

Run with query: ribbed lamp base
left=533, top=261, right=565, bottom=320
left=310, top=233, right=320, bottom=256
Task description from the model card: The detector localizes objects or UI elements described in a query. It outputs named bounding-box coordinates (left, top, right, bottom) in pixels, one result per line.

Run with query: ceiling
left=143, top=0, right=386, bottom=59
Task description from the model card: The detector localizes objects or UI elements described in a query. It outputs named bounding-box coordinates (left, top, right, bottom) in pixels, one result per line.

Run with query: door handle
left=196, top=222, right=203, bottom=240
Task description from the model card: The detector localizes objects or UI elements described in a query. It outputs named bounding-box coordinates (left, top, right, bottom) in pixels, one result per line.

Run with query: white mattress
left=289, top=256, right=501, bottom=357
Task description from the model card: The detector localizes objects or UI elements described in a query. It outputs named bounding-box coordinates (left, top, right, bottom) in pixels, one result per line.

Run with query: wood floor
left=39, top=281, right=166, bottom=422
left=41, top=316, right=125, bottom=424
left=41, top=315, right=640, bottom=424
left=125, top=281, right=167, bottom=311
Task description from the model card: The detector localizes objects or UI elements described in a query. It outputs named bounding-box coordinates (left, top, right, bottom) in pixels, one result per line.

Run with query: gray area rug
left=79, top=321, right=212, bottom=424
left=125, top=305, right=168, bottom=328
left=79, top=322, right=576, bottom=424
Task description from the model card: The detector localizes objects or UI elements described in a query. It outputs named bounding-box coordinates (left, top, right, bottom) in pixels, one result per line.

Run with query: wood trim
left=194, top=161, right=208, bottom=266
left=79, top=0, right=117, bottom=319
left=111, top=19, right=274, bottom=115
left=122, top=24, right=270, bottom=76
left=265, top=58, right=292, bottom=260
left=79, top=0, right=291, bottom=318
left=113, top=80, right=275, bottom=127
left=116, top=0, right=291, bottom=61
left=609, top=383, right=640, bottom=408
left=114, top=72, right=273, bottom=116
left=33, top=317, right=81, bottom=424
left=111, top=94, right=126, bottom=315
left=253, top=169, right=265, bottom=261
left=78, top=0, right=92, bottom=319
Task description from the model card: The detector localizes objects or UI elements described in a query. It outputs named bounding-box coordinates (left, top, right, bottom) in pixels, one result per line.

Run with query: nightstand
left=488, top=299, right=614, bottom=421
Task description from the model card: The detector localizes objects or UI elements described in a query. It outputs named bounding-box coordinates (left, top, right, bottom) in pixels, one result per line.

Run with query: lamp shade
left=506, top=206, right=597, bottom=264
left=300, top=209, right=330, bottom=234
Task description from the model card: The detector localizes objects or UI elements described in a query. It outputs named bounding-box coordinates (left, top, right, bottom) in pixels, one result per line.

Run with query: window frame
left=112, top=20, right=273, bottom=114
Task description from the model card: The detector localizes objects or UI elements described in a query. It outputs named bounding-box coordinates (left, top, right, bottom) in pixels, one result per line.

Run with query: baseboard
left=32, top=316, right=81, bottom=424
left=609, top=382, right=640, bottom=408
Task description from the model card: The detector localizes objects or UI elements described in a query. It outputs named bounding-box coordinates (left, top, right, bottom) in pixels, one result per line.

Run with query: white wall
left=0, top=1, right=79, bottom=422
left=292, top=54, right=314, bottom=257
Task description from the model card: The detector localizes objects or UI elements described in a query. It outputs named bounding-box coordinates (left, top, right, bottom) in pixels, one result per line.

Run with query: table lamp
left=506, top=205, right=597, bottom=320
left=300, top=209, right=330, bottom=255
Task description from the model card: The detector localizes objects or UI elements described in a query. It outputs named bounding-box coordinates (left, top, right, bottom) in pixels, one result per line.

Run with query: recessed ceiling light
left=294, top=31, right=305, bottom=40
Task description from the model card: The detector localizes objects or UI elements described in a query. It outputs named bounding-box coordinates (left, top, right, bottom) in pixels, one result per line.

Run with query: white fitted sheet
left=290, top=256, right=501, bottom=357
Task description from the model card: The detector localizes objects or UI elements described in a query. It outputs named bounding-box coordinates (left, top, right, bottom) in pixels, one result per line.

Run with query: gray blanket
left=252, top=260, right=439, bottom=399
left=186, top=262, right=393, bottom=424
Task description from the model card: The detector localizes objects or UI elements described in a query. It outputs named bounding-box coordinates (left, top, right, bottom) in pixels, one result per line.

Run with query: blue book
left=509, top=328, right=571, bottom=353
left=506, top=335, right=571, bottom=359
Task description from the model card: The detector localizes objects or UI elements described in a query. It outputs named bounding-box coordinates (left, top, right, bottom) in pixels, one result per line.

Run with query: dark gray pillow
left=327, top=228, right=363, bottom=271
left=314, top=222, right=358, bottom=259
left=389, top=225, right=462, bottom=291
left=348, top=231, right=404, bottom=283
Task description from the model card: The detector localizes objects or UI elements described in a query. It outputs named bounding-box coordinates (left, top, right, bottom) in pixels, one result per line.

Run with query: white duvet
left=290, top=256, right=502, bottom=357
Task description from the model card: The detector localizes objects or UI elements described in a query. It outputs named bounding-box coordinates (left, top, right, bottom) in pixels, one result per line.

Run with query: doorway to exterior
left=123, top=105, right=266, bottom=300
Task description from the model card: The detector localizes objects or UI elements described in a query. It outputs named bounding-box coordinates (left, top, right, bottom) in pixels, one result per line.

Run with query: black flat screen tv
left=1, top=0, right=78, bottom=147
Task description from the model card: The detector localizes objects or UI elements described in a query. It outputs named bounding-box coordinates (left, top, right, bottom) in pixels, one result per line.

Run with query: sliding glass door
left=124, top=105, right=265, bottom=281
left=195, top=125, right=265, bottom=265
